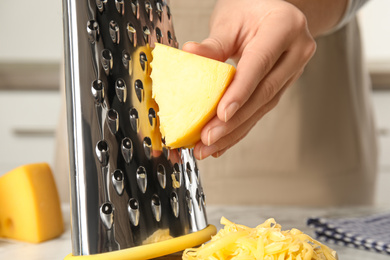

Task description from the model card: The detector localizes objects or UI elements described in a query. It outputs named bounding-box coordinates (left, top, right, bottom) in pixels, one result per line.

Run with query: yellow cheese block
left=0, top=163, right=64, bottom=243
left=151, top=43, right=236, bottom=148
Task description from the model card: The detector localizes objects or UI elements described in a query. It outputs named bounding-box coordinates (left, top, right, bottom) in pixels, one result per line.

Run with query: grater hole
left=186, top=162, right=192, bottom=172
left=201, top=192, right=206, bottom=207
left=115, top=0, right=124, bottom=15
left=145, top=1, right=153, bottom=21
left=194, top=162, right=200, bottom=184
left=121, top=137, right=133, bottom=163
left=163, top=146, right=170, bottom=160
left=109, top=20, right=120, bottom=44
left=148, top=108, right=156, bottom=127
left=186, top=162, right=192, bottom=184
left=102, top=49, right=112, bottom=59
left=115, top=78, right=127, bottom=103
left=113, top=169, right=123, bottom=181
left=96, top=0, right=107, bottom=12
left=151, top=194, right=161, bottom=206
left=107, top=109, right=119, bottom=135
left=128, top=198, right=140, bottom=226
left=122, top=50, right=131, bottom=70
left=96, top=140, right=109, bottom=166
left=196, top=188, right=201, bottom=209
left=134, top=79, right=144, bottom=102
left=112, top=169, right=125, bottom=195
left=143, top=137, right=152, bottom=159
left=170, top=192, right=179, bottom=218
left=155, top=0, right=163, bottom=20
left=127, top=23, right=137, bottom=47
left=173, top=163, right=180, bottom=173
left=101, top=49, right=113, bottom=75
left=92, top=79, right=103, bottom=90
left=101, top=202, right=113, bottom=215
left=129, top=108, right=139, bottom=133
left=143, top=26, right=150, bottom=44
left=139, top=52, right=148, bottom=72
left=108, top=109, right=118, bottom=120
left=122, top=137, right=132, bottom=149
left=186, top=190, right=193, bottom=214
left=129, top=198, right=138, bottom=210
left=155, top=27, right=163, bottom=43
left=151, top=194, right=162, bottom=222
left=157, top=164, right=166, bottom=189
left=136, top=166, right=147, bottom=193
left=172, top=163, right=181, bottom=188
left=167, top=30, right=173, bottom=44
left=91, top=79, right=104, bottom=103
left=87, top=20, right=99, bottom=44
left=166, top=5, right=171, bottom=20
left=131, top=0, right=139, bottom=18
left=100, top=202, right=114, bottom=230
left=97, top=140, right=108, bottom=152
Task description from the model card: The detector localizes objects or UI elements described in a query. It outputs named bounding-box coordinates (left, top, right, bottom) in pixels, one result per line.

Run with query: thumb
left=182, top=38, right=231, bottom=62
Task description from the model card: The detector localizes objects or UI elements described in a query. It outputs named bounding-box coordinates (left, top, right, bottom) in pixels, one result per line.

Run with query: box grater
left=62, top=0, right=216, bottom=258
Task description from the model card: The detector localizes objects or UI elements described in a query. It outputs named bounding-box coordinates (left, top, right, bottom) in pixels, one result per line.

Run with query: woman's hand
left=183, top=0, right=316, bottom=160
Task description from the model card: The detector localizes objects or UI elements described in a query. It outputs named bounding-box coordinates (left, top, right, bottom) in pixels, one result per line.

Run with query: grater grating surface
left=63, top=0, right=209, bottom=256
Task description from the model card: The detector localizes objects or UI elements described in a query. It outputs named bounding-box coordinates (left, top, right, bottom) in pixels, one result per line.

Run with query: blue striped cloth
left=307, top=212, right=390, bottom=255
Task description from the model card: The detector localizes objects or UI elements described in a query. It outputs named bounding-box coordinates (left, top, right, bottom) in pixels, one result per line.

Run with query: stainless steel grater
left=62, top=0, right=214, bottom=258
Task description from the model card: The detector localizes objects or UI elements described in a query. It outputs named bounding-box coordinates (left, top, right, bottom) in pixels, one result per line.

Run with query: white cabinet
left=0, top=0, right=63, bottom=63
left=0, top=90, right=61, bottom=176
left=360, top=0, right=390, bottom=63
left=372, top=91, right=390, bottom=206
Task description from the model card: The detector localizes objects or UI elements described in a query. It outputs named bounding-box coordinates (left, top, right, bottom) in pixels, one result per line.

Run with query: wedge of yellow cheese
left=151, top=43, right=236, bottom=148
left=0, top=163, right=64, bottom=243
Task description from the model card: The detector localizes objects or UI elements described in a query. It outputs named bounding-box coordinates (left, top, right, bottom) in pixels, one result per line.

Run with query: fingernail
left=208, top=126, right=225, bottom=146
left=225, top=102, right=239, bottom=122
left=199, top=149, right=203, bottom=160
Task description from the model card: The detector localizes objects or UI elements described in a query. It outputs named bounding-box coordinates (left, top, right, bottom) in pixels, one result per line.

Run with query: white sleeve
left=330, top=0, right=370, bottom=32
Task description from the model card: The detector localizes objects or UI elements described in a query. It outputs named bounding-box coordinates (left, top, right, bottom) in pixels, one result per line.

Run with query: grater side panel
left=63, top=0, right=208, bottom=256
left=63, top=0, right=102, bottom=255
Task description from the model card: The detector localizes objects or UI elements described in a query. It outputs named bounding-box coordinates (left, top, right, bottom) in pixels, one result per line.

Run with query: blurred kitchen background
left=0, top=0, right=389, bottom=206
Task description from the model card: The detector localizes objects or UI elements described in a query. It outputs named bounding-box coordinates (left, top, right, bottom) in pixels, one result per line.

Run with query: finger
left=216, top=13, right=315, bottom=123
left=209, top=37, right=313, bottom=145
left=196, top=119, right=255, bottom=160
left=195, top=85, right=286, bottom=160
left=202, top=59, right=305, bottom=147
left=182, top=12, right=242, bottom=62
left=212, top=148, right=227, bottom=158
left=182, top=39, right=229, bottom=62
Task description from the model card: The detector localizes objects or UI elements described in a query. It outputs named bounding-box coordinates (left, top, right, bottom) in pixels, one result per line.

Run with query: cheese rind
left=0, top=163, right=64, bottom=243
left=151, top=43, right=236, bottom=148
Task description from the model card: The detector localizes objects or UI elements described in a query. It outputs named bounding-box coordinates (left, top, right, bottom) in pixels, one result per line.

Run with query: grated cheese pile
left=182, top=217, right=338, bottom=260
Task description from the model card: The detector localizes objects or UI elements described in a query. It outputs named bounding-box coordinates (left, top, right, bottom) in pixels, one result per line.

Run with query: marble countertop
left=1, top=204, right=389, bottom=260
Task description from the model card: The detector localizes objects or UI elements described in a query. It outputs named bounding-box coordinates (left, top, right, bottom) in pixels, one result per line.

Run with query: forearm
left=287, top=0, right=349, bottom=37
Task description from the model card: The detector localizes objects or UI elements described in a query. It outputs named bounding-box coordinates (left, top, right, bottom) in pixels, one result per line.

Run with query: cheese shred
left=182, top=217, right=338, bottom=260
